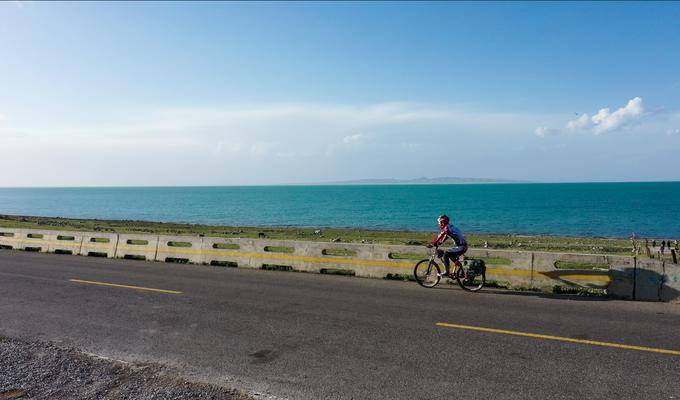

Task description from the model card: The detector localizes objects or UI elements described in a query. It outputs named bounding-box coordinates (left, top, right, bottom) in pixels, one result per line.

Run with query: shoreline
left=0, top=214, right=640, bottom=255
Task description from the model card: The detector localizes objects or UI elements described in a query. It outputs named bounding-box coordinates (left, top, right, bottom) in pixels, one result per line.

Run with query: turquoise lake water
left=0, top=182, right=679, bottom=238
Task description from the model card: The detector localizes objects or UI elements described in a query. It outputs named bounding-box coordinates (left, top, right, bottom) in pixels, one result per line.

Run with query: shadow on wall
left=611, top=266, right=680, bottom=302
left=538, top=269, right=610, bottom=289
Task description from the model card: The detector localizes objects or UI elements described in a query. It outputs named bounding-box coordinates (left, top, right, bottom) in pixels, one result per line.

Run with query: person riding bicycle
left=427, top=214, right=468, bottom=277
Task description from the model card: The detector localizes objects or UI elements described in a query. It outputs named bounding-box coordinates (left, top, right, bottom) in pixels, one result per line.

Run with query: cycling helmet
left=438, top=214, right=450, bottom=225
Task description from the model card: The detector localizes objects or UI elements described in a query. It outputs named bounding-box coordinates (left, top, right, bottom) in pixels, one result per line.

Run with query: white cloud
left=342, top=133, right=364, bottom=144
left=565, top=114, right=590, bottom=130
left=536, top=97, right=650, bottom=139
left=534, top=126, right=560, bottom=137
left=566, top=97, right=645, bottom=135
left=668, top=128, right=680, bottom=136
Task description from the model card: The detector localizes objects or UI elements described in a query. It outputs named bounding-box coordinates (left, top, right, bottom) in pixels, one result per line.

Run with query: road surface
left=1, top=250, right=679, bottom=399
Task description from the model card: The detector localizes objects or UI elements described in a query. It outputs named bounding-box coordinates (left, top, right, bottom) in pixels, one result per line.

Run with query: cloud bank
left=0, top=102, right=549, bottom=186
left=1, top=100, right=678, bottom=186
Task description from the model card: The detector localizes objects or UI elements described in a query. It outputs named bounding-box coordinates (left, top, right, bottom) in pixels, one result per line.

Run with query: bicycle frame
left=430, top=246, right=462, bottom=277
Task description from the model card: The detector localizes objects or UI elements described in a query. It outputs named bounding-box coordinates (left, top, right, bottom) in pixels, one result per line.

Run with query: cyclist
left=427, top=214, right=468, bottom=277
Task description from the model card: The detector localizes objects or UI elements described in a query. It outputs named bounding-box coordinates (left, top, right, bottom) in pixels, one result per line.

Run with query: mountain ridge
left=315, top=177, right=526, bottom=185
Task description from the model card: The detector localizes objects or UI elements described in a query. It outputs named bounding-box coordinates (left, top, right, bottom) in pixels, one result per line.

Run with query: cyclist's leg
left=442, top=252, right=451, bottom=275
left=445, top=245, right=468, bottom=275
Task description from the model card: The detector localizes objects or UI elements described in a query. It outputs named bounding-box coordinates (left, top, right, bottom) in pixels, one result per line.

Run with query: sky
left=1, top=1, right=679, bottom=186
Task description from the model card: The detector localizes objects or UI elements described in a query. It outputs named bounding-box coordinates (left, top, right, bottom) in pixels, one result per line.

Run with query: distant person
left=652, top=240, right=657, bottom=247
left=427, top=214, right=468, bottom=277
left=661, top=241, right=666, bottom=255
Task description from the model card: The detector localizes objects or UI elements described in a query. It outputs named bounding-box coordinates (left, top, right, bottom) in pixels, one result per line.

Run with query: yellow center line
left=436, top=322, right=680, bottom=356
left=69, top=279, right=182, bottom=294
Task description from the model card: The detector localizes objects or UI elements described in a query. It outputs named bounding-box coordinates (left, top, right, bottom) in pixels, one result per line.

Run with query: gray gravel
left=0, top=336, right=253, bottom=400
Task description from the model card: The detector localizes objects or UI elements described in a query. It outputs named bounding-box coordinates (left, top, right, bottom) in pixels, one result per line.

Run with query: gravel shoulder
left=0, top=335, right=254, bottom=400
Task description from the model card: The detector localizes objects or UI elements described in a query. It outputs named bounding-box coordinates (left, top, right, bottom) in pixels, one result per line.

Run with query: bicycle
left=413, top=245, right=485, bottom=292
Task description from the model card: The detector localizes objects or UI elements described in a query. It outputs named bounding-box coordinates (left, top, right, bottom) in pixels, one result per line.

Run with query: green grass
left=210, top=260, right=238, bottom=267
left=0, top=214, right=638, bottom=255
left=167, top=241, right=192, bottom=247
left=212, top=243, right=240, bottom=250
left=384, top=273, right=417, bottom=281
left=165, top=257, right=189, bottom=264
left=264, top=246, right=294, bottom=253
left=261, top=264, right=293, bottom=271
left=322, top=248, right=357, bottom=257
left=479, top=257, right=512, bottom=265
left=126, top=239, right=149, bottom=245
left=388, top=252, right=426, bottom=260
left=90, top=237, right=111, bottom=243
left=552, top=286, right=607, bottom=296
left=320, top=268, right=356, bottom=276
left=57, top=235, right=75, bottom=241
left=554, top=261, right=610, bottom=270
left=484, top=280, right=513, bottom=289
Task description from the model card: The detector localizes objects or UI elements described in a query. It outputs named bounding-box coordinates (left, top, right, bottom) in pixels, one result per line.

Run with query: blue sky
left=1, top=1, right=679, bottom=186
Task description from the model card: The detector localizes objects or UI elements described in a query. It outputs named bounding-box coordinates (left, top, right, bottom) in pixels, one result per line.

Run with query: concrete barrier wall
left=3, top=226, right=677, bottom=301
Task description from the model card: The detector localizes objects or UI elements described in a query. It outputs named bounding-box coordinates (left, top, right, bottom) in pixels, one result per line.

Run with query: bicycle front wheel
left=414, top=259, right=441, bottom=288
left=456, top=263, right=485, bottom=292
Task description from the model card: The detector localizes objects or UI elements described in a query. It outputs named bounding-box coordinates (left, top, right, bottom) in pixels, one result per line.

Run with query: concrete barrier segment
left=79, top=232, right=119, bottom=258
left=11, top=228, right=53, bottom=252
left=115, top=234, right=160, bottom=261
left=606, top=256, right=636, bottom=300
left=635, top=258, right=664, bottom=301
left=661, top=262, right=680, bottom=302
left=155, top=235, right=203, bottom=264
left=467, top=249, right=534, bottom=288
left=0, top=227, right=22, bottom=249
left=45, top=230, right=85, bottom=254
left=531, top=252, right=610, bottom=290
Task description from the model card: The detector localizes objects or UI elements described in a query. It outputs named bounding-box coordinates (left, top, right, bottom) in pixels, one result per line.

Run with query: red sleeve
left=432, top=231, right=447, bottom=246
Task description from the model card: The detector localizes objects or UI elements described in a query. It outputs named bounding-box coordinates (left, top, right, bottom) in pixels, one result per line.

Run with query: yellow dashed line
left=69, top=279, right=182, bottom=294
left=436, top=322, right=680, bottom=356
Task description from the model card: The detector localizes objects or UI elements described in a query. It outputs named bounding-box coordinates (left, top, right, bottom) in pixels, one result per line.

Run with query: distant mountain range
left=316, top=177, right=525, bottom=185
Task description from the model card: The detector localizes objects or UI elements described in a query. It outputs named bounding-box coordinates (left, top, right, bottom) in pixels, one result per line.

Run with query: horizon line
left=1, top=179, right=680, bottom=189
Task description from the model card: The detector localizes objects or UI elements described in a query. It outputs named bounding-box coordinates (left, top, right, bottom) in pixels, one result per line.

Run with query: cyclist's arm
left=431, top=232, right=447, bottom=246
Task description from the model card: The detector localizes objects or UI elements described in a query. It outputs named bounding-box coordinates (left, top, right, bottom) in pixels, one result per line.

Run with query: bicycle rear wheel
left=414, top=259, right=441, bottom=288
left=456, top=262, right=485, bottom=292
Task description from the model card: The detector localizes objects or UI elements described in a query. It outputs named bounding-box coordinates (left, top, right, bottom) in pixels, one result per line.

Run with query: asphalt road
left=1, top=250, right=679, bottom=400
